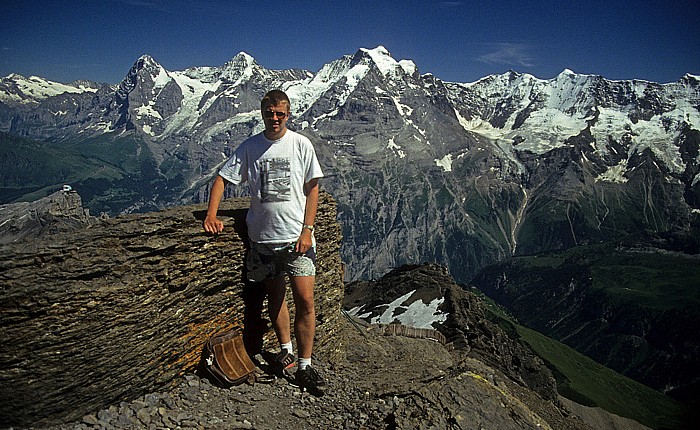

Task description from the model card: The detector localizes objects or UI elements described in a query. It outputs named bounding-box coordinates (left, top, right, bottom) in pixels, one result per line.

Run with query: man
left=203, top=90, right=325, bottom=393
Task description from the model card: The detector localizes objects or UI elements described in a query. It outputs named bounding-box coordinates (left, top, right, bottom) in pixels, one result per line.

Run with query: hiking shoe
left=271, top=350, right=296, bottom=374
left=295, top=365, right=326, bottom=394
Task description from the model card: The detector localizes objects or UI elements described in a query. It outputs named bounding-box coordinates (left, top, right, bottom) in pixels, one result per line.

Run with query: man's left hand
left=296, top=229, right=313, bottom=253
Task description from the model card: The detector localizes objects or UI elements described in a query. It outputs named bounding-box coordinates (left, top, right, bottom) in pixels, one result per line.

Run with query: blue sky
left=1, top=0, right=698, bottom=85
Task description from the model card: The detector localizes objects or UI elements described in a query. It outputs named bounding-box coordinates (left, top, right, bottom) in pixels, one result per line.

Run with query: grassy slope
left=478, top=293, right=688, bottom=430
left=514, top=241, right=700, bottom=311
left=588, top=251, right=700, bottom=311
left=0, top=132, right=120, bottom=202
left=0, top=131, right=178, bottom=214
left=0, top=131, right=138, bottom=202
left=518, top=324, right=686, bottom=430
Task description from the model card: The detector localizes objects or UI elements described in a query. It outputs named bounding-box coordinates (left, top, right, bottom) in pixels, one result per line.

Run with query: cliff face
left=0, top=191, right=345, bottom=427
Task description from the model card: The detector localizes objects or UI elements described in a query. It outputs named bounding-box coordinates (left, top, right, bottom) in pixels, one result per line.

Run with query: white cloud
left=477, top=43, right=536, bottom=68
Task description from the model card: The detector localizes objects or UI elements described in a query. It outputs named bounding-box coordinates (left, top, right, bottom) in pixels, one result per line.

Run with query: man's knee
left=295, top=296, right=315, bottom=317
left=291, top=276, right=315, bottom=314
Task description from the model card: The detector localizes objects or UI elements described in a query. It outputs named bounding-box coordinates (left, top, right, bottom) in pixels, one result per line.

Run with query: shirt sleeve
left=219, top=144, right=247, bottom=185
left=303, top=140, right=324, bottom=183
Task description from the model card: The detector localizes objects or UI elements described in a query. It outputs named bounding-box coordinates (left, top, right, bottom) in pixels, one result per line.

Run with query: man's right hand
left=203, top=176, right=227, bottom=234
left=203, top=216, right=224, bottom=234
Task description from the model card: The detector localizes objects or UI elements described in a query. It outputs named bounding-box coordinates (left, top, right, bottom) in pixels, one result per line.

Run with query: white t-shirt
left=219, top=130, right=324, bottom=243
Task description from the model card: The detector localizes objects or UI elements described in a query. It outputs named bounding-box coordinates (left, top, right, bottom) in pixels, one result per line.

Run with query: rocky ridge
left=1, top=193, right=652, bottom=430
left=35, top=314, right=650, bottom=430
left=0, top=187, right=100, bottom=244
left=344, top=263, right=558, bottom=403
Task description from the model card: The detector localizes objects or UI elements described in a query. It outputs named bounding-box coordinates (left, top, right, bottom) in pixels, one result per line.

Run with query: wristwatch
left=303, top=224, right=314, bottom=232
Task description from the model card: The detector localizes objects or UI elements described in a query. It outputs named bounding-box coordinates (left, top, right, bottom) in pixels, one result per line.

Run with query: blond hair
left=261, top=90, right=290, bottom=112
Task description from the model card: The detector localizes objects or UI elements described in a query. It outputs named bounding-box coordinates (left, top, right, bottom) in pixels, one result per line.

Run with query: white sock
left=298, top=357, right=311, bottom=370
left=280, top=342, right=293, bottom=355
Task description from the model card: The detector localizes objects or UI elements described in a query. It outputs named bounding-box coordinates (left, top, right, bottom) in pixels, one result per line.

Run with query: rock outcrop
left=0, top=191, right=344, bottom=428
left=0, top=188, right=100, bottom=244
left=344, top=263, right=558, bottom=403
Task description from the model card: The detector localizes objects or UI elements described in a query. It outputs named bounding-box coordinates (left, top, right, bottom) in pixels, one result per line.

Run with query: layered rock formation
left=0, top=191, right=344, bottom=428
left=0, top=188, right=100, bottom=244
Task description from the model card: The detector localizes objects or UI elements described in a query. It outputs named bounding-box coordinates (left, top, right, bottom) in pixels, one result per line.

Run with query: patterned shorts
left=246, top=241, right=316, bottom=282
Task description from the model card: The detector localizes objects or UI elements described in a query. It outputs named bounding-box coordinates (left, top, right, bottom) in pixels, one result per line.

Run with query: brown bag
left=201, top=329, right=257, bottom=387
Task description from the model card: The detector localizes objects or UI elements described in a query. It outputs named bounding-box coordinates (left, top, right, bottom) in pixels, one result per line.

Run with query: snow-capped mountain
left=0, top=74, right=102, bottom=104
left=448, top=69, right=700, bottom=175
left=1, top=46, right=698, bottom=283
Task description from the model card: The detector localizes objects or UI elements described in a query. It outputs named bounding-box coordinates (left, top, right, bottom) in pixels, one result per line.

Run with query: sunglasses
left=263, top=111, right=287, bottom=119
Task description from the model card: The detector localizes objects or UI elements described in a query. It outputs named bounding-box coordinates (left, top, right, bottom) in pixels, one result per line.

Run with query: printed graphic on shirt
left=259, top=157, right=291, bottom=202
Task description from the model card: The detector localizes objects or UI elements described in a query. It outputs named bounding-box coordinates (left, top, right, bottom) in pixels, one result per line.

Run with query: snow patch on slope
left=158, top=72, right=220, bottom=136
left=0, top=74, right=97, bottom=103
left=596, top=159, right=629, bottom=183
left=347, top=290, right=448, bottom=329
left=435, top=154, right=453, bottom=172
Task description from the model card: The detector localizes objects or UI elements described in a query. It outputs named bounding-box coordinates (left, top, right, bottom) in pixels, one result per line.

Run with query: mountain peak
left=123, top=54, right=166, bottom=81
left=361, top=45, right=391, bottom=57
left=223, top=51, right=256, bottom=68
left=219, top=51, right=260, bottom=83
left=137, top=53, right=155, bottom=62
left=115, top=54, right=169, bottom=103
left=0, top=73, right=96, bottom=104
left=354, top=46, right=416, bottom=78
left=134, top=54, right=162, bottom=70
left=3, top=72, right=25, bottom=81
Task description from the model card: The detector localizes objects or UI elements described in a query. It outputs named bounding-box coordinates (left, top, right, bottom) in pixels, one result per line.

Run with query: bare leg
left=264, top=276, right=292, bottom=346
left=289, top=275, right=316, bottom=359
